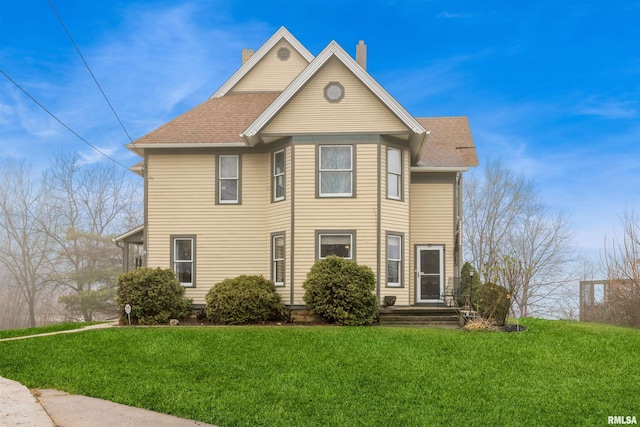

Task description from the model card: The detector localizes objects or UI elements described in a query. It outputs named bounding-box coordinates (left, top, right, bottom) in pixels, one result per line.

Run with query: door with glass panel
left=416, top=245, right=444, bottom=303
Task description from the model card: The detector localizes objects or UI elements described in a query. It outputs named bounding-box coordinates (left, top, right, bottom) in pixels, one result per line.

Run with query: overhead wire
left=48, top=0, right=134, bottom=143
left=0, top=68, right=131, bottom=171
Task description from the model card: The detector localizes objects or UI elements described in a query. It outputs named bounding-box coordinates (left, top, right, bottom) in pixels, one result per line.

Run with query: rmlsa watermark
left=608, top=416, right=637, bottom=425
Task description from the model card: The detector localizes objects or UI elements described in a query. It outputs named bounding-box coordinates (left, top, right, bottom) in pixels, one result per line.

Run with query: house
left=117, top=27, right=478, bottom=310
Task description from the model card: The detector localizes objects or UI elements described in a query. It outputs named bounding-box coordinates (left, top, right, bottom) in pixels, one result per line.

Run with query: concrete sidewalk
left=0, top=376, right=53, bottom=426
left=0, top=378, right=218, bottom=427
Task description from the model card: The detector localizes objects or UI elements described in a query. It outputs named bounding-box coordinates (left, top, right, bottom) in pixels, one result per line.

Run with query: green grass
left=0, top=319, right=639, bottom=426
left=0, top=322, right=99, bottom=340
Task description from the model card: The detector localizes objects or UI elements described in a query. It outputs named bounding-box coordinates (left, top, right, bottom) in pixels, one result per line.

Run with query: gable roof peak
left=211, top=26, right=314, bottom=98
left=242, top=39, right=426, bottom=141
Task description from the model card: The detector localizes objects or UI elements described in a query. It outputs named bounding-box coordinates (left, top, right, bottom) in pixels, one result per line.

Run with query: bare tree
left=48, top=152, right=142, bottom=321
left=0, top=161, right=59, bottom=327
left=601, top=210, right=640, bottom=327
left=0, top=268, right=30, bottom=329
left=464, top=159, right=537, bottom=278
left=464, top=159, right=574, bottom=317
left=493, top=210, right=574, bottom=317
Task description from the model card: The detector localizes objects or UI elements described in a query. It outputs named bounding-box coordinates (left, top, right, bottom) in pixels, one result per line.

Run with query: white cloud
left=437, top=12, right=474, bottom=19
left=0, top=1, right=273, bottom=165
left=574, top=98, right=638, bottom=119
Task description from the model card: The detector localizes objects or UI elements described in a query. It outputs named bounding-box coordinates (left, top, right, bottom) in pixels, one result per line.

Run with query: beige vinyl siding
left=380, top=147, right=411, bottom=305
left=292, top=143, right=379, bottom=305
left=263, top=58, right=408, bottom=135
left=146, top=152, right=268, bottom=304
left=266, top=147, right=292, bottom=302
left=409, top=173, right=456, bottom=302
left=231, top=40, right=309, bottom=93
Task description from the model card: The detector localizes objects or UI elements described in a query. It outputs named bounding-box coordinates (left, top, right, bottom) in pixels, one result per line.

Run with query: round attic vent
left=324, top=82, right=344, bottom=103
left=277, top=47, right=291, bottom=61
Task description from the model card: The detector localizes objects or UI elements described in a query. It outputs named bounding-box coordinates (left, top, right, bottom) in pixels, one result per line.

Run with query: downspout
left=455, top=171, right=463, bottom=273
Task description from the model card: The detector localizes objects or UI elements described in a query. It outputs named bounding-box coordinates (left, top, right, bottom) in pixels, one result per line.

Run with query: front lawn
left=0, top=319, right=638, bottom=426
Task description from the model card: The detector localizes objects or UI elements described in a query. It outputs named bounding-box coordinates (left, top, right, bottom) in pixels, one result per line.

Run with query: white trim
left=410, top=166, right=470, bottom=172
left=126, top=142, right=246, bottom=155
left=211, top=26, right=314, bottom=98
left=387, top=147, right=402, bottom=200
left=319, top=233, right=353, bottom=260
left=273, top=149, right=285, bottom=202
left=272, top=234, right=285, bottom=287
left=416, top=245, right=444, bottom=303
left=219, top=155, right=239, bottom=204
left=173, top=237, right=194, bottom=287
left=113, top=225, right=144, bottom=243
left=241, top=40, right=426, bottom=140
left=386, top=235, right=402, bottom=287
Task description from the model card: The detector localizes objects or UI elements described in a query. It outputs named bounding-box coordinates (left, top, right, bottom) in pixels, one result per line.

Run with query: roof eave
left=410, top=166, right=470, bottom=172
left=125, top=142, right=247, bottom=151
left=113, top=225, right=144, bottom=243
left=410, top=131, right=430, bottom=165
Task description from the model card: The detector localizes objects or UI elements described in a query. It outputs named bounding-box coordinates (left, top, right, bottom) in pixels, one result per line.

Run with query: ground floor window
left=172, top=236, right=195, bottom=287
left=317, top=231, right=354, bottom=260
left=387, top=234, right=402, bottom=287
left=272, top=233, right=285, bottom=287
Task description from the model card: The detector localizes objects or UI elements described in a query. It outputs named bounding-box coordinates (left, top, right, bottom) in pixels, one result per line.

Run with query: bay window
left=387, top=147, right=402, bottom=200
left=273, top=150, right=285, bottom=202
left=319, top=145, right=352, bottom=197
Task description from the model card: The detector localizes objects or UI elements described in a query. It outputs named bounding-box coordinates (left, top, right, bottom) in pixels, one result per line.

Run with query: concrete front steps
left=378, top=306, right=461, bottom=327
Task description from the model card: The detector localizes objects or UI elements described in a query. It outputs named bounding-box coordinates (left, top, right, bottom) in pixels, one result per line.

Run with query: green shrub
left=116, top=268, right=192, bottom=325
left=457, top=262, right=482, bottom=307
left=473, top=282, right=510, bottom=326
left=205, top=275, right=286, bottom=325
left=303, top=256, right=378, bottom=326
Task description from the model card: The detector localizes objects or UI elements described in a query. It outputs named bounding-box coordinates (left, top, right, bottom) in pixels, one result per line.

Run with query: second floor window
left=387, top=148, right=402, bottom=200
left=319, top=145, right=352, bottom=197
left=219, top=155, right=239, bottom=203
left=273, top=150, right=285, bottom=201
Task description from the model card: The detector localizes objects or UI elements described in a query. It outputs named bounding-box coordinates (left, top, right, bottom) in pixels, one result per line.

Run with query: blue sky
left=1, top=0, right=639, bottom=265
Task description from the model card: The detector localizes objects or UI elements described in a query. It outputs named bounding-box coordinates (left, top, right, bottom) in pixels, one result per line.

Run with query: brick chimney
left=242, top=49, right=254, bottom=64
left=356, top=40, right=366, bottom=69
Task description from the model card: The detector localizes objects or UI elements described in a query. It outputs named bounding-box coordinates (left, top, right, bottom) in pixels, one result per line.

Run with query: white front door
left=416, top=245, right=444, bottom=303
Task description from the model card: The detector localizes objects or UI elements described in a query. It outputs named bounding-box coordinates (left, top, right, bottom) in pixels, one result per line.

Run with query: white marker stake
left=124, top=304, right=132, bottom=326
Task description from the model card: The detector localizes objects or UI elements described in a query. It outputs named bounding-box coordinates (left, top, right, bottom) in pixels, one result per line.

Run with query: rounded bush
left=205, top=275, right=286, bottom=325
left=473, top=282, right=510, bottom=326
left=116, top=267, right=192, bottom=325
left=303, top=256, right=378, bottom=326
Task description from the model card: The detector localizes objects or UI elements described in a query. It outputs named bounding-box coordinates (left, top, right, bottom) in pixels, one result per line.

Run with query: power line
left=48, top=0, right=134, bottom=143
left=0, top=68, right=131, bottom=171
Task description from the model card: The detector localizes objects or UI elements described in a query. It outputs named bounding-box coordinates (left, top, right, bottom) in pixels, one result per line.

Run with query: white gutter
left=410, top=166, right=469, bottom=172
left=126, top=142, right=246, bottom=151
